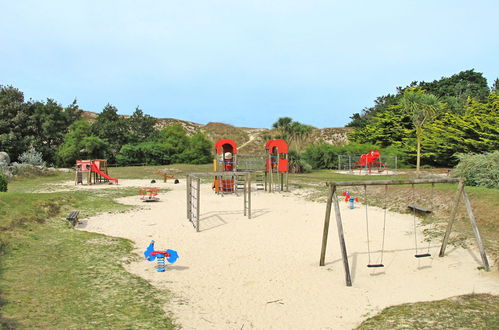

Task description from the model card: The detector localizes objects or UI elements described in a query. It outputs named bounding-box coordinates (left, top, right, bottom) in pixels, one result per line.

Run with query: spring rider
left=343, top=192, right=359, bottom=209
left=144, top=240, right=179, bottom=272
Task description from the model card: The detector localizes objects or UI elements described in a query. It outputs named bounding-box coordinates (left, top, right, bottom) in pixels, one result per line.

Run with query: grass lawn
left=0, top=188, right=176, bottom=329
left=357, top=294, right=499, bottom=329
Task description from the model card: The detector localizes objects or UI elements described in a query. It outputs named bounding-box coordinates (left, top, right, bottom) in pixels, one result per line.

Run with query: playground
left=76, top=177, right=499, bottom=329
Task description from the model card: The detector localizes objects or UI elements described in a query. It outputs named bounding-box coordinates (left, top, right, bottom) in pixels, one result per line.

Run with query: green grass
left=108, top=163, right=213, bottom=180
left=7, top=170, right=73, bottom=193
left=0, top=189, right=176, bottom=329
left=357, top=294, right=499, bottom=329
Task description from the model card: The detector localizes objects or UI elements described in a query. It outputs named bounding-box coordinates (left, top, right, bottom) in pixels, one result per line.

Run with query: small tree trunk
left=416, top=133, right=421, bottom=177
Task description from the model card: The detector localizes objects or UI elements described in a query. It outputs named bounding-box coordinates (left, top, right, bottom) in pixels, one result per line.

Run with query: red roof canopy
left=214, top=138, right=238, bottom=155
left=265, top=139, right=288, bottom=154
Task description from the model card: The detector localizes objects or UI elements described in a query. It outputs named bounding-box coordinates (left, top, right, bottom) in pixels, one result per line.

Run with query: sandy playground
left=70, top=179, right=498, bottom=329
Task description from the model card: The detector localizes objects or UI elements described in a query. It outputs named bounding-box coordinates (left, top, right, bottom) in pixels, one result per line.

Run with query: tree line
left=0, top=85, right=212, bottom=167
left=347, top=70, right=498, bottom=168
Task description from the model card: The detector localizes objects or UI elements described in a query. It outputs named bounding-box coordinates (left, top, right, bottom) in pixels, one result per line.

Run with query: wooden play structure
left=154, top=171, right=177, bottom=183
left=319, top=178, right=490, bottom=286
left=75, top=159, right=118, bottom=185
left=265, top=139, right=289, bottom=192
left=187, top=172, right=252, bottom=232
left=352, top=150, right=387, bottom=174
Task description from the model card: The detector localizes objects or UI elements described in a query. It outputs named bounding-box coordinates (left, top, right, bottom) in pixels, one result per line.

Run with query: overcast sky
left=1, top=0, right=498, bottom=128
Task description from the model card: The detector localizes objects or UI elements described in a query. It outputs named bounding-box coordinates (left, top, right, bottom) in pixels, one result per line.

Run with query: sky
left=1, top=1, right=498, bottom=128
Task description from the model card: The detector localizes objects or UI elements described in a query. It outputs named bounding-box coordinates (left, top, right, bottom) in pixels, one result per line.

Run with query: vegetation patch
left=0, top=187, right=176, bottom=329
left=357, top=294, right=499, bottom=329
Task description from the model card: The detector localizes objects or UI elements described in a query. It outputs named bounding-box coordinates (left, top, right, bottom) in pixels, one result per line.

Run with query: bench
left=66, top=210, right=80, bottom=226
left=407, top=204, right=432, bottom=214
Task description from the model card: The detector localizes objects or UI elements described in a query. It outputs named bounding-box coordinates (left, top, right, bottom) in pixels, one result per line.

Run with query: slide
left=90, top=163, right=118, bottom=183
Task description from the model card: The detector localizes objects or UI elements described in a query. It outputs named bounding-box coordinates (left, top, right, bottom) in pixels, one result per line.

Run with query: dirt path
left=77, top=180, right=499, bottom=329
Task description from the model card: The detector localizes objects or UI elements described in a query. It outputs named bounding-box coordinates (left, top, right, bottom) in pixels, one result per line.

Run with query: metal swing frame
left=319, top=178, right=490, bottom=287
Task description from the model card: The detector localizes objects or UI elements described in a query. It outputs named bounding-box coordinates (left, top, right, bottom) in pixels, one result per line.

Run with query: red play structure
left=265, top=139, right=289, bottom=191
left=75, top=159, right=118, bottom=185
left=352, top=150, right=387, bottom=174
left=213, top=138, right=237, bottom=193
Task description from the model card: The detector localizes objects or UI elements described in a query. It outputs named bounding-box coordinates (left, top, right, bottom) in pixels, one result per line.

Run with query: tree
left=127, top=107, right=157, bottom=144
left=492, top=78, right=499, bottom=93
left=400, top=90, right=440, bottom=175
left=289, top=122, right=313, bottom=151
left=272, top=117, right=293, bottom=137
left=56, top=120, right=107, bottom=166
left=0, top=85, right=31, bottom=161
left=91, top=104, right=128, bottom=161
left=29, top=99, right=81, bottom=164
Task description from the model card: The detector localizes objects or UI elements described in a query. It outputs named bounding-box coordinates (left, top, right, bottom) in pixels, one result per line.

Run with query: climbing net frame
left=319, top=177, right=490, bottom=287
left=186, top=172, right=252, bottom=232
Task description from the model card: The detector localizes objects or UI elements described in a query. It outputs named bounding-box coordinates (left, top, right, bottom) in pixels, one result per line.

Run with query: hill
left=81, top=110, right=351, bottom=152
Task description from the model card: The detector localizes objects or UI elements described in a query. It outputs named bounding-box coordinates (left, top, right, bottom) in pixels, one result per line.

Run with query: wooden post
left=248, top=173, right=252, bottom=219
left=269, top=154, right=273, bottom=193
left=332, top=186, right=352, bottom=286
left=462, top=189, right=490, bottom=271
left=265, top=171, right=268, bottom=191
left=196, top=177, right=200, bottom=232
left=319, top=184, right=335, bottom=266
left=186, top=175, right=191, bottom=220
left=439, top=180, right=465, bottom=257
left=244, top=174, right=247, bottom=217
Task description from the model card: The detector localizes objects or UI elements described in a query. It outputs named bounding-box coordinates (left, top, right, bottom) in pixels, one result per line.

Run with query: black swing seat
left=415, top=253, right=431, bottom=258
left=367, top=264, right=384, bottom=268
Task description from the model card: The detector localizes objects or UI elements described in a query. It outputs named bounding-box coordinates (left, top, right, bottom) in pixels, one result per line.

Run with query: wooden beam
left=439, top=180, right=464, bottom=257
left=462, top=189, right=490, bottom=271
left=332, top=186, right=352, bottom=286
left=326, top=178, right=460, bottom=187
left=319, top=184, right=335, bottom=266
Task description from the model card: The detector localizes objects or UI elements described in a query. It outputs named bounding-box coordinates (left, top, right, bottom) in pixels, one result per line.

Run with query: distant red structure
left=353, top=150, right=387, bottom=174
left=213, top=139, right=238, bottom=192
left=265, top=139, right=289, bottom=191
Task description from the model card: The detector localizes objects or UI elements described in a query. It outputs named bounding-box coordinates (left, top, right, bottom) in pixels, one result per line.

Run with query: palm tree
left=400, top=90, right=440, bottom=176
left=272, top=117, right=293, bottom=138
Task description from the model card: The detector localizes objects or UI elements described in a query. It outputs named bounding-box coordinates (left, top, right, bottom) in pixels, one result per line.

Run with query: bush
left=452, top=151, right=499, bottom=188
left=0, top=172, right=7, bottom=192
left=19, top=147, right=46, bottom=167
left=288, top=150, right=312, bottom=173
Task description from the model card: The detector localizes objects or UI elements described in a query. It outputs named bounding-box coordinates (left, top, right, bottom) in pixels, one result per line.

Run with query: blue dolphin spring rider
left=144, top=240, right=179, bottom=272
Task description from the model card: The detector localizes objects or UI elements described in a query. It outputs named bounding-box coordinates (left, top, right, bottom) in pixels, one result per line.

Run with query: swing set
left=319, top=178, right=490, bottom=286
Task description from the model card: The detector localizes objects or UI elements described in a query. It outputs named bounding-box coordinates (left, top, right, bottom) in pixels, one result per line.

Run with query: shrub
left=19, top=147, right=46, bottom=167
left=288, top=150, right=312, bottom=173
left=452, top=151, right=499, bottom=188
left=0, top=172, right=7, bottom=192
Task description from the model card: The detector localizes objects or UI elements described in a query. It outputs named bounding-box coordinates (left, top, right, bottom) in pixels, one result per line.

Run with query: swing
left=412, top=183, right=433, bottom=258
left=365, top=185, right=388, bottom=268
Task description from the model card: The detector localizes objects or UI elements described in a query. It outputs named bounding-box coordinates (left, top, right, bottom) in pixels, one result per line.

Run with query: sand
left=75, top=179, right=498, bottom=329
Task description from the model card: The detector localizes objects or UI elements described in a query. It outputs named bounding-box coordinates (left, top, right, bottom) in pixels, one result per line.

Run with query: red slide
left=90, top=163, right=118, bottom=183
